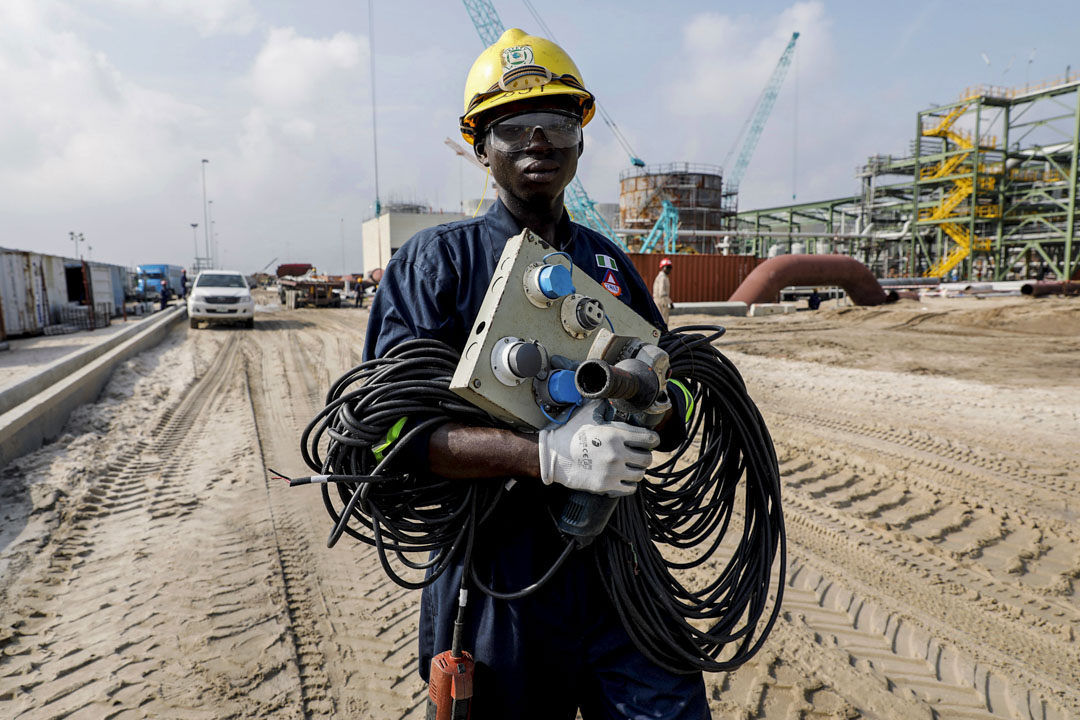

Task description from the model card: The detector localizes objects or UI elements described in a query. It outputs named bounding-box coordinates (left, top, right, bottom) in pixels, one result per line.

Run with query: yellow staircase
left=919, top=101, right=996, bottom=277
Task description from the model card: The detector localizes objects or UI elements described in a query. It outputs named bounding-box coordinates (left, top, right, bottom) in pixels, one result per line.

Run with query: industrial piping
left=1020, top=281, right=1079, bottom=297
left=729, top=255, right=896, bottom=306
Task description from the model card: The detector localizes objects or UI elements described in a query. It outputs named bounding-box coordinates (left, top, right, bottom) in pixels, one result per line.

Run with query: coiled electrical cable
left=598, top=325, right=785, bottom=673
left=295, top=339, right=505, bottom=590
left=289, top=326, right=784, bottom=674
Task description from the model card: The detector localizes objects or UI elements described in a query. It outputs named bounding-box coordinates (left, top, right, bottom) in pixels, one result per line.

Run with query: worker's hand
left=537, top=400, right=659, bottom=496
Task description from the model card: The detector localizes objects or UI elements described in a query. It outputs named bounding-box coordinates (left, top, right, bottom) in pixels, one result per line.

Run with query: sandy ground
left=1, top=292, right=1078, bottom=719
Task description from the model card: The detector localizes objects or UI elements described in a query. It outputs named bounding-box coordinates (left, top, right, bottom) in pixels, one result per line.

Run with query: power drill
left=557, top=336, right=671, bottom=543
left=426, top=589, right=474, bottom=719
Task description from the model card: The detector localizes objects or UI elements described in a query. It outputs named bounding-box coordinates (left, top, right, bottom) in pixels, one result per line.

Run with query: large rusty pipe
left=1021, top=281, right=1080, bottom=297
left=729, top=255, right=895, bottom=306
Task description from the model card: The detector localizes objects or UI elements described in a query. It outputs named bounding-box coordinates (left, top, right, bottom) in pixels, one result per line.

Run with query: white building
left=361, top=200, right=621, bottom=275
left=362, top=205, right=467, bottom=274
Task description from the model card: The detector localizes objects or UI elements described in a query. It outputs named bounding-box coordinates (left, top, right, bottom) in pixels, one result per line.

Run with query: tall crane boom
left=462, top=0, right=503, bottom=46
left=725, top=32, right=799, bottom=191
left=459, top=0, right=626, bottom=249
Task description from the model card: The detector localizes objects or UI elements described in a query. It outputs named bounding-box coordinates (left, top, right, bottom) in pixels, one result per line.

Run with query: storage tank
left=619, top=162, right=737, bottom=253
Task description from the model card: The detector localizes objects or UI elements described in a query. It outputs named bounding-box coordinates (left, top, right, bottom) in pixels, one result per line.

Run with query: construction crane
left=723, top=32, right=799, bottom=191
left=519, top=0, right=644, bottom=168
left=460, top=0, right=626, bottom=249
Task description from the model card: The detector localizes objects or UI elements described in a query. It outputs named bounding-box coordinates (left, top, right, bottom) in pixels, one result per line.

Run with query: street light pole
left=208, top=199, right=216, bottom=268
left=201, top=159, right=211, bottom=269
left=190, top=223, right=199, bottom=269
left=69, top=232, right=85, bottom=259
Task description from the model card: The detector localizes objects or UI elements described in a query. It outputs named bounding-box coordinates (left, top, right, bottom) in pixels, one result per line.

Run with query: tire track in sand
left=0, top=333, right=308, bottom=718
left=242, top=322, right=426, bottom=718
left=769, top=416, right=1080, bottom=631
left=771, top=446, right=1080, bottom=719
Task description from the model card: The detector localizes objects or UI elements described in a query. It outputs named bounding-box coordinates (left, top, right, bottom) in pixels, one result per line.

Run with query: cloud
left=656, top=2, right=880, bottom=209
left=669, top=2, right=830, bottom=122
left=0, top=1, right=374, bottom=275
left=251, top=27, right=363, bottom=108
left=0, top=0, right=204, bottom=211
left=93, top=0, right=258, bottom=36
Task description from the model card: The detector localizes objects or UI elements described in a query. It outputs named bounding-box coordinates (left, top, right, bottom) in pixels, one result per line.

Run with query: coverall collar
left=483, top=197, right=575, bottom=260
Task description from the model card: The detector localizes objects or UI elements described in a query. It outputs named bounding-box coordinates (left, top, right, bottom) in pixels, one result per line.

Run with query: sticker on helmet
left=502, top=45, right=534, bottom=70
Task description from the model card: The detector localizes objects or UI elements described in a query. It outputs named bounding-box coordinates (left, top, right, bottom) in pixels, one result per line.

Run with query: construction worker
left=363, top=29, right=706, bottom=719
left=653, top=257, right=674, bottom=324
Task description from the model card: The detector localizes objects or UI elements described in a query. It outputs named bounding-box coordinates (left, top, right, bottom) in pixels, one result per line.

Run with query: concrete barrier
left=748, top=303, right=797, bottom=317
left=0, top=305, right=186, bottom=468
left=671, top=301, right=748, bottom=317
left=0, top=311, right=171, bottom=417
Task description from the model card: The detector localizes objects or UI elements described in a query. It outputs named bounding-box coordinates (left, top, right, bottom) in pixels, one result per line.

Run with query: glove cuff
left=537, top=427, right=556, bottom=485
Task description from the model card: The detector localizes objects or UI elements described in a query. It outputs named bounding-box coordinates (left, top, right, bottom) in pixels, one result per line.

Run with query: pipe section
left=729, top=255, right=895, bottom=306
left=1021, top=281, right=1080, bottom=297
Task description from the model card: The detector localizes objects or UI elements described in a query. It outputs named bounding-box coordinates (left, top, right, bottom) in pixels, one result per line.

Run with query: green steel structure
left=736, top=74, right=1080, bottom=281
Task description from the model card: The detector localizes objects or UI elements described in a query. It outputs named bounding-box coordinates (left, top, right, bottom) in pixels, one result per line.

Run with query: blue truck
left=135, top=264, right=186, bottom=300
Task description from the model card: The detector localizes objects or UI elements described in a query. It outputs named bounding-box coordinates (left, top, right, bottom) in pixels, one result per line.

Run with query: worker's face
left=475, top=97, right=583, bottom=206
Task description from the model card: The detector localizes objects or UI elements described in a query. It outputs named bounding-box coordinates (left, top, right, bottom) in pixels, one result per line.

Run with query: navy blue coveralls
left=363, top=199, right=709, bottom=719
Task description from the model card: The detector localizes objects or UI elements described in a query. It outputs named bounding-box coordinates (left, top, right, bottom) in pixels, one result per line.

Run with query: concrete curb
left=0, top=305, right=187, bottom=468
left=0, top=309, right=171, bottom=417
left=748, top=303, right=797, bottom=317
left=671, top=301, right=748, bottom=317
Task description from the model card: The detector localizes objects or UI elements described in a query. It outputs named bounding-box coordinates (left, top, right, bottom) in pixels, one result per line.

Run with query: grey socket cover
left=450, top=228, right=661, bottom=430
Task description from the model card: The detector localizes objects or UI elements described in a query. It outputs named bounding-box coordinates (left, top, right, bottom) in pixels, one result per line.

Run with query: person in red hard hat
left=653, top=257, right=674, bottom=324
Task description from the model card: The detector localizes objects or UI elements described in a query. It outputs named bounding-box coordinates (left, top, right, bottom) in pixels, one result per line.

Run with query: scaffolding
left=736, top=73, right=1080, bottom=281
left=618, top=162, right=738, bottom=254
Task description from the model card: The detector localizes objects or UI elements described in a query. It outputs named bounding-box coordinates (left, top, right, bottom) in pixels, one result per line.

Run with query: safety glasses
left=486, top=111, right=582, bottom=152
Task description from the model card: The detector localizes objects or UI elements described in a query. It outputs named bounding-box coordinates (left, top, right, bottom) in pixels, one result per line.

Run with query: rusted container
left=627, top=253, right=762, bottom=303
left=276, top=263, right=313, bottom=278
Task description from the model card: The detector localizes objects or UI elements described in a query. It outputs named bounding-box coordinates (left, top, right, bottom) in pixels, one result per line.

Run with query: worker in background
left=180, top=269, right=188, bottom=299
left=353, top=277, right=364, bottom=308
left=363, top=28, right=706, bottom=719
left=159, top=277, right=170, bottom=310
left=653, top=257, right=673, bottom=324
left=808, top=288, right=822, bottom=310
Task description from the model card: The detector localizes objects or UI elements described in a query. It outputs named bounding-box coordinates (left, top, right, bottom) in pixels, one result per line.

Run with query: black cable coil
left=295, top=327, right=785, bottom=673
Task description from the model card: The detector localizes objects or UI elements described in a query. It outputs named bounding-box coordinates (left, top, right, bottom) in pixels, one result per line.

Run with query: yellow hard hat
left=460, top=28, right=595, bottom=145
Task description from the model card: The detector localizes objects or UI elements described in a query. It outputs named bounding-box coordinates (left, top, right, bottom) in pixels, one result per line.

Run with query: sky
left=4, top=0, right=1078, bottom=274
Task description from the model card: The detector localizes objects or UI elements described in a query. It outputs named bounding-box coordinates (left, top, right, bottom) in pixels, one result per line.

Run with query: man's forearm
left=428, top=423, right=541, bottom=479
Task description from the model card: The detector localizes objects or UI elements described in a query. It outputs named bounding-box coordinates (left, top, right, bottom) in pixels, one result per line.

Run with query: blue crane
left=723, top=32, right=799, bottom=192
left=460, top=0, right=626, bottom=249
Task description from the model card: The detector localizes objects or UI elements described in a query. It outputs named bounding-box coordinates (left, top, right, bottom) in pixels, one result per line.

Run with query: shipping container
left=0, top=249, right=50, bottom=337
left=627, top=253, right=762, bottom=303
left=89, top=263, right=115, bottom=316
left=107, top=265, right=128, bottom=309
left=0, top=247, right=126, bottom=340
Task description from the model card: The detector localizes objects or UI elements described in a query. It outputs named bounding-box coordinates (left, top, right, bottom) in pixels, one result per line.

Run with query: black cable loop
left=295, top=329, right=784, bottom=674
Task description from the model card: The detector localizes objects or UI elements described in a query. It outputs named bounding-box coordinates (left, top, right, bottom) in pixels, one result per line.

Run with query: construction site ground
left=1, top=291, right=1078, bottom=719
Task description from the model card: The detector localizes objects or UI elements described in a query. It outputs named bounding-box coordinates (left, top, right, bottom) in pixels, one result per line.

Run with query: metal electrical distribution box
left=450, top=229, right=660, bottom=430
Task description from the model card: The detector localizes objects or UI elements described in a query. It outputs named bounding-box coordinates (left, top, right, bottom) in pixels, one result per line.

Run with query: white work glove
left=537, top=399, right=660, bottom=497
